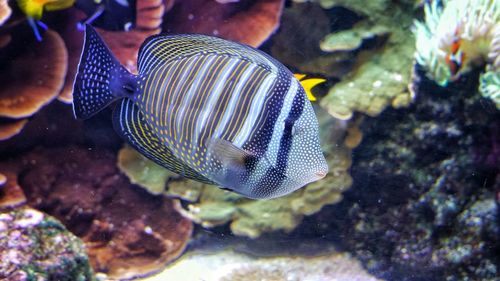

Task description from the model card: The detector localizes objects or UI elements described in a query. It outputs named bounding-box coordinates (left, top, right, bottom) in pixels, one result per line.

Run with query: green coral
left=319, top=0, right=416, bottom=119
left=479, top=69, right=500, bottom=109
left=0, top=207, right=95, bottom=281
left=117, top=144, right=176, bottom=195
left=320, top=24, right=389, bottom=52
left=118, top=108, right=354, bottom=238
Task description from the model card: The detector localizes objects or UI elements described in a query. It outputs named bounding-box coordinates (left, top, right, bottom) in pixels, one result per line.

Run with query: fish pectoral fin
left=208, top=139, right=253, bottom=168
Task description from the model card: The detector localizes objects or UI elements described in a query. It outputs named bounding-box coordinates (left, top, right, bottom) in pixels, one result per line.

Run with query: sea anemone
left=414, top=0, right=500, bottom=108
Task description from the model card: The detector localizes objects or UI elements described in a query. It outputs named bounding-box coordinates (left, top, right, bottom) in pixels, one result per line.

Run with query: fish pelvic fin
left=72, top=24, right=137, bottom=119
left=294, top=74, right=326, bottom=102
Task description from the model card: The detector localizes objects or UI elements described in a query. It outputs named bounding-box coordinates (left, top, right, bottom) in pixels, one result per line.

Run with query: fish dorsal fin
left=137, top=34, right=279, bottom=74
left=294, top=74, right=326, bottom=102
left=113, top=99, right=215, bottom=185
left=208, top=139, right=254, bottom=169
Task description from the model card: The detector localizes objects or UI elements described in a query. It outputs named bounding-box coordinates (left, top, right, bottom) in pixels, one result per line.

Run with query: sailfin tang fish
left=73, top=25, right=328, bottom=199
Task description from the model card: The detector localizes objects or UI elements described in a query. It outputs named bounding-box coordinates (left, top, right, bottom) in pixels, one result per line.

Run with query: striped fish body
left=73, top=25, right=328, bottom=199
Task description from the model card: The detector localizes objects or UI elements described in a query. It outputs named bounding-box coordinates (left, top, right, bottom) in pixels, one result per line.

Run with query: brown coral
left=7, top=145, right=192, bottom=280
left=49, top=8, right=86, bottom=103
left=0, top=119, right=28, bottom=141
left=0, top=25, right=67, bottom=140
left=0, top=28, right=67, bottom=118
left=0, top=170, right=26, bottom=209
left=163, top=0, right=285, bottom=47
left=97, top=0, right=165, bottom=73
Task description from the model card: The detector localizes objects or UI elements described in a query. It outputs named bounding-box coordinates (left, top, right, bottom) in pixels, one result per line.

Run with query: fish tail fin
left=72, top=24, right=137, bottom=119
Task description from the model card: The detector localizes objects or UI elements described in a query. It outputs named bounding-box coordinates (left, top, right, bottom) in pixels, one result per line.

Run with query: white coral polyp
left=415, top=0, right=500, bottom=85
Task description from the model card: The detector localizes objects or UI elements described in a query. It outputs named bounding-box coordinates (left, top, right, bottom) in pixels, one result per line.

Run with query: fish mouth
left=315, top=171, right=327, bottom=178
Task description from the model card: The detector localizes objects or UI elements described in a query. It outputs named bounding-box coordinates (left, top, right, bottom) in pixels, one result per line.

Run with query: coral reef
left=140, top=249, right=382, bottom=281
left=0, top=207, right=95, bottom=280
left=319, top=0, right=416, bottom=119
left=0, top=169, right=26, bottom=209
left=118, top=145, right=176, bottom=195
left=480, top=68, right=500, bottom=108
left=119, top=107, right=354, bottom=238
left=0, top=24, right=68, bottom=140
left=272, top=1, right=415, bottom=120
left=310, top=68, right=499, bottom=280
left=0, top=119, right=28, bottom=141
left=0, top=28, right=67, bottom=118
left=270, top=3, right=352, bottom=79
left=414, top=0, right=500, bottom=109
left=163, top=0, right=285, bottom=48
left=0, top=145, right=193, bottom=280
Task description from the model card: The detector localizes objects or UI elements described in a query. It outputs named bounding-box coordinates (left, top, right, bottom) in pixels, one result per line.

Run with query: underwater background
left=0, top=0, right=499, bottom=280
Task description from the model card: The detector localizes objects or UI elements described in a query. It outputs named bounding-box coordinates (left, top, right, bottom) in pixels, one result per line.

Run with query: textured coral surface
left=0, top=207, right=95, bottom=281
left=308, top=68, right=499, bottom=281
left=11, top=145, right=193, bottom=280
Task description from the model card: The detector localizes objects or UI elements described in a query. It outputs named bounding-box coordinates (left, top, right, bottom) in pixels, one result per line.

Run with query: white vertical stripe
left=210, top=63, right=258, bottom=139
left=172, top=56, right=213, bottom=136
left=193, top=58, right=242, bottom=144
left=232, top=73, right=276, bottom=147
left=155, top=55, right=196, bottom=124
left=265, top=79, right=298, bottom=167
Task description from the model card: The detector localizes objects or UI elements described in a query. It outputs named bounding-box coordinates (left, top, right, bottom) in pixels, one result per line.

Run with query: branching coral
left=0, top=207, right=96, bottom=280
left=318, top=1, right=416, bottom=120
left=275, top=1, right=416, bottom=120
left=414, top=0, right=500, bottom=108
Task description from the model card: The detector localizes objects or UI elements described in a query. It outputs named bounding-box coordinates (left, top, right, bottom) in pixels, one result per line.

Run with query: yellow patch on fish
left=294, top=74, right=326, bottom=102
left=17, top=0, right=74, bottom=20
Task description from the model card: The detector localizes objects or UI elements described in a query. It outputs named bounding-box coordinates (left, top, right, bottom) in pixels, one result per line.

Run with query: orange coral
left=0, top=119, right=28, bottom=141
left=163, top=0, right=285, bottom=47
left=0, top=28, right=67, bottom=118
left=0, top=169, right=26, bottom=210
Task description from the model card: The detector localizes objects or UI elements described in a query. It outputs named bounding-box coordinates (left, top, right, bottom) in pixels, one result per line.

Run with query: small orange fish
left=444, top=27, right=466, bottom=78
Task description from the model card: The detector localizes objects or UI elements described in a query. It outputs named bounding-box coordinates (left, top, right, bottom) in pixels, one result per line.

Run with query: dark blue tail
left=72, top=24, right=137, bottom=119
